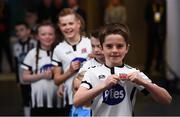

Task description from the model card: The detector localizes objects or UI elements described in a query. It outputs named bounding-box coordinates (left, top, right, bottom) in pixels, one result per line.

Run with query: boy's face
left=102, top=34, right=129, bottom=67
left=15, top=25, right=30, bottom=40
left=58, top=14, right=80, bottom=40
left=91, top=37, right=104, bottom=60
left=25, top=12, right=38, bottom=25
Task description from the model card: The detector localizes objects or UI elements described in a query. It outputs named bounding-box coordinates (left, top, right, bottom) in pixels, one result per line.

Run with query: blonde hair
left=58, top=8, right=85, bottom=34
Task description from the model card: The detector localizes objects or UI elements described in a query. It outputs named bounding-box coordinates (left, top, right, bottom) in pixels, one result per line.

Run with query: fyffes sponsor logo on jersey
left=103, top=84, right=125, bottom=105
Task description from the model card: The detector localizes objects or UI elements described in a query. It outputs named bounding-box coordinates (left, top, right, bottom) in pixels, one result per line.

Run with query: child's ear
left=126, top=44, right=130, bottom=53
left=28, top=29, right=31, bottom=34
left=57, top=22, right=61, bottom=28
left=35, top=34, right=39, bottom=41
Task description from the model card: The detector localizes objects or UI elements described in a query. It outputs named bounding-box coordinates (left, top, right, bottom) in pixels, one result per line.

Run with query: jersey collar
left=104, top=64, right=125, bottom=74
left=18, top=37, right=30, bottom=45
left=65, top=35, right=82, bottom=51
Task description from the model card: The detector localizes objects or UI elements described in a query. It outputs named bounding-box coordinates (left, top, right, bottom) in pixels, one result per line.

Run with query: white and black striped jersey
left=52, top=36, right=92, bottom=105
left=13, top=38, right=37, bottom=84
left=81, top=64, right=151, bottom=116
left=21, top=48, right=61, bottom=108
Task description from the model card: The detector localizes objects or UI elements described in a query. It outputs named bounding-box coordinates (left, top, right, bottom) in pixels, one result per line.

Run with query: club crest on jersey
left=81, top=48, right=87, bottom=53
left=103, top=84, right=126, bottom=105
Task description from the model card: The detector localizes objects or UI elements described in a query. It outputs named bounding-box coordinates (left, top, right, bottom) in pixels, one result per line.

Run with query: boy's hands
left=69, top=61, right=81, bottom=73
left=103, top=75, right=120, bottom=88
left=127, top=71, right=146, bottom=85
left=103, top=71, right=145, bottom=88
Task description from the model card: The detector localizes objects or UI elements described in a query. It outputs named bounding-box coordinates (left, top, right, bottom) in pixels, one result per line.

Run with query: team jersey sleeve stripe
left=21, top=62, right=32, bottom=70
left=141, top=89, right=149, bottom=96
left=81, top=81, right=92, bottom=89
left=130, top=87, right=137, bottom=102
left=21, top=62, right=33, bottom=74
left=51, top=59, right=62, bottom=66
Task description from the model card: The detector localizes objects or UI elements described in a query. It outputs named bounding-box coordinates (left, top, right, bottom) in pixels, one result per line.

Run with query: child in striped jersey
left=13, top=21, right=37, bottom=116
left=21, top=22, right=62, bottom=116
left=74, top=23, right=172, bottom=116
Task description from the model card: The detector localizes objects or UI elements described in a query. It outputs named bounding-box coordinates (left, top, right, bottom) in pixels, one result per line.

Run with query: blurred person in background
left=52, top=0, right=64, bottom=24
left=37, top=0, right=54, bottom=23
left=104, top=0, right=127, bottom=24
left=144, top=0, right=166, bottom=75
left=67, top=0, right=87, bottom=29
left=13, top=21, right=37, bottom=117
left=0, top=0, right=14, bottom=73
left=24, top=8, right=39, bottom=37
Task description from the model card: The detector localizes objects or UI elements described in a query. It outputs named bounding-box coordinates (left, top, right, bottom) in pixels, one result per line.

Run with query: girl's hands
left=43, top=68, right=53, bottom=80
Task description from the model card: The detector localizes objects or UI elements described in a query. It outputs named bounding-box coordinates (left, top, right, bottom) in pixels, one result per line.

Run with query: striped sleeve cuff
left=80, top=81, right=92, bottom=89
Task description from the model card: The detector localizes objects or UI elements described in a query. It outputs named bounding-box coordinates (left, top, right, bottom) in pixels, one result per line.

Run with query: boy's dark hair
left=14, top=21, right=30, bottom=29
left=90, top=29, right=100, bottom=39
left=26, top=7, right=38, bottom=14
left=99, top=23, right=130, bottom=45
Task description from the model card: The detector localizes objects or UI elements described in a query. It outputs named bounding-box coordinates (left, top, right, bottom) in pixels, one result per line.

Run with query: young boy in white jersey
left=52, top=8, right=92, bottom=115
left=74, top=23, right=172, bottom=116
left=78, top=29, right=105, bottom=73
left=70, top=29, right=105, bottom=116
left=13, top=21, right=37, bottom=116
left=21, top=22, right=62, bottom=116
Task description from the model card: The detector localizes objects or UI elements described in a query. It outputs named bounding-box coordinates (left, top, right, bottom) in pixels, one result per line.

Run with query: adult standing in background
left=52, top=0, right=64, bottom=24
left=67, top=0, right=87, bottom=29
left=37, top=0, right=54, bottom=23
left=104, top=0, right=127, bottom=24
left=144, top=0, right=166, bottom=74
left=0, top=0, right=14, bottom=73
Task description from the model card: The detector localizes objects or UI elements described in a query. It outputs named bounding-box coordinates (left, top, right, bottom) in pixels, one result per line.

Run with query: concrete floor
left=0, top=73, right=180, bottom=116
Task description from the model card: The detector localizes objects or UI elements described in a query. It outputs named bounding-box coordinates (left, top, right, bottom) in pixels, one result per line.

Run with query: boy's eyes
left=105, top=44, right=124, bottom=49
left=40, top=33, right=54, bottom=36
left=92, top=45, right=102, bottom=49
left=16, top=29, right=24, bottom=33
left=61, top=22, right=74, bottom=27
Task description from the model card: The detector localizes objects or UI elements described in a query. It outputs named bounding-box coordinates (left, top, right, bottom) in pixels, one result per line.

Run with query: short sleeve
left=51, top=46, right=62, bottom=67
left=135, top=71, right=152, bottom=91
left=80, top=70, right=94, bottom=90
left=21, top=49, right=34, bottom=72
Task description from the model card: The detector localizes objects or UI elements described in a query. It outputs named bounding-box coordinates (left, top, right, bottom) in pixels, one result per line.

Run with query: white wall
left=166, top=0, right=180, bottom=80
